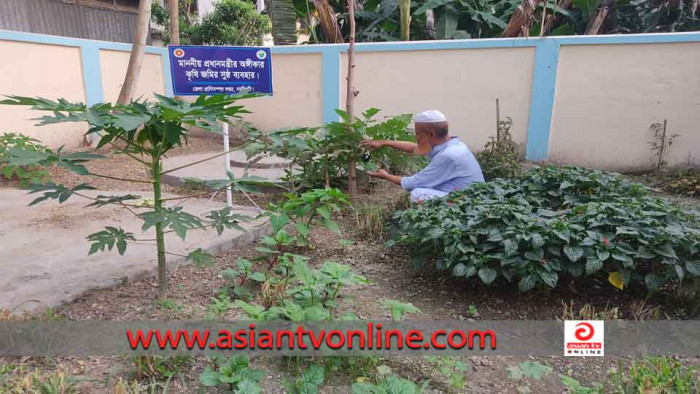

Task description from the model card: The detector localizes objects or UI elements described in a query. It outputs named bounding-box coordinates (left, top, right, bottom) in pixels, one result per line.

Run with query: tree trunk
left=541, top=0, right=572, bottom=35
left=117, top=0, right=153, bottom=104
left=168, top=0, right=180, bottom=45
left=585, top=0, right=614, bottom=35
left=314, top=0, right=344, bottom=43
left=425, top=9, right=436, bottom=39
left=501, top=0, right=540, bottom=37
left=346, top=0, right=357, bottom=200
left=152, top=159, right=168, bottom=300
left=399, top=0, right=411, bottom=41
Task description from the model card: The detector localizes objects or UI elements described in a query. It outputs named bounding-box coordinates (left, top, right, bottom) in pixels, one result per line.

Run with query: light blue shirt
left=400, top=137, right=485, bottom=193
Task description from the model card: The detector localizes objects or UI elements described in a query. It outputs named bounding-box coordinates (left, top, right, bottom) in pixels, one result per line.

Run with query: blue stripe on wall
left=80, top=44, right=104, bottom=105
left=321, top=48, right=341, bottom=124
left=525, top=39, right=560, bottom=162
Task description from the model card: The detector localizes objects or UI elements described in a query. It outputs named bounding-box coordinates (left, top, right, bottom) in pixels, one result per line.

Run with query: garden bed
left=2, top=175, right=699, bottom=393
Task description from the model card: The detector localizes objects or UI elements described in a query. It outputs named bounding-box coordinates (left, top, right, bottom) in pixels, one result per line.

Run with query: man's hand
left=360, top=139, right=384, bottom=151
left=366, top=169, right=390, bottom=179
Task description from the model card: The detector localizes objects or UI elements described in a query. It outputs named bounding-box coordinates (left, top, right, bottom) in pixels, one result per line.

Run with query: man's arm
left=360, top=140, right=418, bottom=154
left=366, top=169, right=402, bottom=186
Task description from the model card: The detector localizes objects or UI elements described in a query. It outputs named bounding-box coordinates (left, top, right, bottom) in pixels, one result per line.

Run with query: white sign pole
left=222, top=121, right=233, bottom=208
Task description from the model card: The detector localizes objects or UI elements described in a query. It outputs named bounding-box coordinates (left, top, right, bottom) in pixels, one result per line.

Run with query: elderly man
left=360, top=110, right=484, bottom=203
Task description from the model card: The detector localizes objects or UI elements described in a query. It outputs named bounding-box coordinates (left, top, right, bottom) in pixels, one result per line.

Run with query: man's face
left=414, top=123, right=433, bottom=146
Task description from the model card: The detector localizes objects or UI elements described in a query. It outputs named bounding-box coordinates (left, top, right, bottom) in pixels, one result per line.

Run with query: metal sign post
left=222, top=121, right=233, bottom=208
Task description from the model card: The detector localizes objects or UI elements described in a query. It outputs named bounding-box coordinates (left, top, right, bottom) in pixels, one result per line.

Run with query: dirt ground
left=2, top=146, right=699, bottom=393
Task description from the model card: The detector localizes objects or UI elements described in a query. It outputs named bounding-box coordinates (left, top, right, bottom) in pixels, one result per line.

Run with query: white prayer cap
left=413, top=110, right=447, bottom=124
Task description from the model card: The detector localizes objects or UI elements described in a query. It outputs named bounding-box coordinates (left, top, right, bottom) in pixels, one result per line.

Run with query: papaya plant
left=0, top=94, right=267, bottom=299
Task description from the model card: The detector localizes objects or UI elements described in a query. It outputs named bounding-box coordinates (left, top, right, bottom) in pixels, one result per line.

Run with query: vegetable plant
left=1, top=94, right=262, bottom=299
left=282, top=364, right=325, bottom=394
left=0, top=132, right=51, bottom=186
left=391, top=166, right=700, bottom=293
left=200, top=356, right=265, bottom=393
left=245, top=109, right=418, bottom=191
left=262, top=187, right=350, bottom=247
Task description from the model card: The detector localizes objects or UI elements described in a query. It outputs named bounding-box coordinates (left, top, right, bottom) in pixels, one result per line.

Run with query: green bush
left=391, top=166, right=700, bottom=292
left=0, top=132, right=50, bottom=186
left=612, top=357, right=699, bottom=393
left=245, top=109, right=422, bottom=190
left=190, top=0, right=270, bottom=46
left=152, top=0, right=270, bottom=46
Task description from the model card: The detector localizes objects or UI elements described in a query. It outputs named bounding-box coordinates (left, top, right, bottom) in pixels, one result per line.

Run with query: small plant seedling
left=205, top=292, right=236, bottom=320
left=382, top=299, right=422, bottom=321
left=559, top=375, right=605, bottom=394
left=507, top=361, right=553, bottom=381
left=200, top=356, right=264, bottom=393
left=649, top=119, right=680, bottom=171
left=283, top=364, right=325, bottom=394
left=426, top=356, right=469, bottom=392
left=467, top=305, right=479, bottom=318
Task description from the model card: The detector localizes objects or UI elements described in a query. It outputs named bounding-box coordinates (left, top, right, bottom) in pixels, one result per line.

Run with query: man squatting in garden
left=361, top=110, right=485, bottom=203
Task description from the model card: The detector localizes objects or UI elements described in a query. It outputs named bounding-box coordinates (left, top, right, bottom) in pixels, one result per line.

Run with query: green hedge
left=390, top=166, right=700, bottom=292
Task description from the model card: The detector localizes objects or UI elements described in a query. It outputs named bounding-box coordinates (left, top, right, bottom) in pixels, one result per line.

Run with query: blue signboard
left=168, top=45, right=272, bottom=96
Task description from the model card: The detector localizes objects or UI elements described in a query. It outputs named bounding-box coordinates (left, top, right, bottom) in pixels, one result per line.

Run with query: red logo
left=574, top=322, right=595, bottom=341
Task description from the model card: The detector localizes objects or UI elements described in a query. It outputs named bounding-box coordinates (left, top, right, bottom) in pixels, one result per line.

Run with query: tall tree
left=346, top=0, right=358, bottom=200
left=118, top=0, right=153, bottom=104
left=168, top=0, right=180, bottom=45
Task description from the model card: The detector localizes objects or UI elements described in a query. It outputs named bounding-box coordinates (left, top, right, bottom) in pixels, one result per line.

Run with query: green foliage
left=86, top=226, right=135, bottom=256
left=426, top=356, right=469, bottom=392
left=191, top=0, right=271, bottom=45
left=508, top=361, right=553, bottom=381
left=2, top=94, right=255, bottom=298
left=205, top=292, right=237, bottom=320
left=4, top=369, right=78, bottom=394
left=262, top=188, right=350, bottom=246
left=283, top=364, right=325, bottom=394
left=0, top=132, right=51, bottom=186
left=132, top=356, right=190, bottom=381
left=612, top=357, right=699, bottom=393
left=391, top=166, right=700, bottom=293
left=200, top=356, right=264, bottom=393
left=382, top=299, right=421, bottom=321
left=152, top=0, right=270, bottom=45
left=351, top=374, right=429, bottom=394
left=559, top=375, right=604, bottom=394
left=186, top=248, right=216, bottom=268
left=234, top=258, right=367, bottom=321
left=475, top=116, right=521, bottom=180
left=246, top=109, right=418, bottom=190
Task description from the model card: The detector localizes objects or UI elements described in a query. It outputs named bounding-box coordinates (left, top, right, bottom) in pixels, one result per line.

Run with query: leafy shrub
left=391, top=166, right=700, bottom=292
left=152, top=0, right=270, bottom=46
left=612, top=357, right=699, bottom=393
left=283, top=364, right=325, bottom=394
left=352, top=374, right=429, bottom=393
left=262, top=187, right=350, bottom=246
left=0, top=132, right=51, bottom=186
left=245, top=109, right=421, bottom=190
left=474, top=116, right=521, bottom=180
left=200, top=356, right=265, bottom=392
